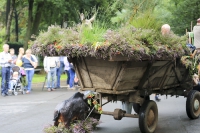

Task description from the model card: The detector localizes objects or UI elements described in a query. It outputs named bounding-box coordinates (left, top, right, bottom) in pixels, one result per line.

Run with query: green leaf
left=87, top=99, right=92, bottom=106
left=94, top=104, right=98, bottom=110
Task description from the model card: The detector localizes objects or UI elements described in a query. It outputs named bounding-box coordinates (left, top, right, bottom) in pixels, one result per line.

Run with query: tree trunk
left=31, top=1, right=44, bottom=35
left=5, top=0, right=15, bottom=43
left=24, top=0, right=34, bottom=50
left=6, top=0, right=11, bottom=26
left=14, top=8, right=19, bottom=42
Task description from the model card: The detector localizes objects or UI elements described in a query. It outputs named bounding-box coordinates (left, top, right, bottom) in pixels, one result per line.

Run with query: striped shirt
left=0, top=51, right=12, bottom=67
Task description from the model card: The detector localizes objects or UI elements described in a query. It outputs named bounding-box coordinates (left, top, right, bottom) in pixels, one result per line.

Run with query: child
left=9, top=48, right=17, bottom=67
left=9, top=71, right=19, bottom=91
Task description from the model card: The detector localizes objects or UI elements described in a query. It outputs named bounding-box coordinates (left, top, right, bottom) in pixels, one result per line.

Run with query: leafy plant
left=43, top=117, right=100, bottom=133
left=0, top=27, right=6, bottom=52
left=86, top=93, right=102, bottom=114
left=80, top=21, right=107, bottom=44
left=181, top=55, right=200, bottom=75
left=30, top=24, right=189, bottom=61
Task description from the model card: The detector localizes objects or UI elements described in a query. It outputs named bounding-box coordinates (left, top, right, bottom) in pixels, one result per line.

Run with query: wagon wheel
left=133, top=103, right=141, bottom=114
left=186, top=90, right=200, bottom=119
left=139, top=100, right=158, bottom=133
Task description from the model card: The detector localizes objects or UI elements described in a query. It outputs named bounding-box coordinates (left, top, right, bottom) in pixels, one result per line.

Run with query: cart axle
left=101, top=109, right=139, bottom=120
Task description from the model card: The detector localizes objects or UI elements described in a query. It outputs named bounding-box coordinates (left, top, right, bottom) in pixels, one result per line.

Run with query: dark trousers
left=1, top=67, right=11, bottom=94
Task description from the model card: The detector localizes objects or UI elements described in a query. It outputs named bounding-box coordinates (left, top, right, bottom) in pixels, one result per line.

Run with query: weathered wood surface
left=72, top=56, right=192, bottom=94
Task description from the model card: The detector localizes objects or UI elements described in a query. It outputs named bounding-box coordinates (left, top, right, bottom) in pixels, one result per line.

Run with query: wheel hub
left=147, top=109, right=155, bottom=126
left=194, top=99, right=199, bottom=111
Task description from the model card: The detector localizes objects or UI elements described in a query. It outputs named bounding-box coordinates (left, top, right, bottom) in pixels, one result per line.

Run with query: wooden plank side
left=84, top=57, right=121, bottom=89
left=113, top=63, right=148, bottom=91
left=78, top=63, right=93, bottom=88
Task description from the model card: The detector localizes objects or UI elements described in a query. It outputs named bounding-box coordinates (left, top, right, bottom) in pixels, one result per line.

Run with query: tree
left=5, top=0, right=15, bottom=42
left=24, top=0, right=34, bottom=50
left=169, top=0, right=200, bottom=35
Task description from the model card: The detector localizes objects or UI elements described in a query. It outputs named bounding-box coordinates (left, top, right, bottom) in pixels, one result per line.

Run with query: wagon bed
left=71, top=55, right=200, bottom=133
left=73, top=56, right=192, bottom=96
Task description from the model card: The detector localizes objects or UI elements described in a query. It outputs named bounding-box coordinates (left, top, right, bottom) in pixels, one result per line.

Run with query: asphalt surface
left=0, top=83, right=200, bottom=133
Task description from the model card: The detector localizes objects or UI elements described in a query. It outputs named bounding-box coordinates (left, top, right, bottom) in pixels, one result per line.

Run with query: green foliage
left=111, top=0, right=161, bottom=25
left=80, top=21, right=107, bottom=44
left=168, top=0, right=200, bottom=35
left=0, top=27, right=6, bottom=52
left=43, top=117, right=100, bottom=133
left=181, top=55, right=199, bottom=75
left=1, top=0, right=198, bottom=45
left=31, top=24, right=189, bottom=61
left=130, top=10, right=162, bottom=31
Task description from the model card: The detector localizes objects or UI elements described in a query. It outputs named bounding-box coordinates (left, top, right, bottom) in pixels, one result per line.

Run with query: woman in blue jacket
left=22, top=49, right=37, bottom=94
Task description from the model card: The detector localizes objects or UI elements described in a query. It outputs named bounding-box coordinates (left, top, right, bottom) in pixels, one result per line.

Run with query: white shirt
left=193, top=25, right=200, bottom=48
left=43, top=56, right=60, bottom=72
left=0, top=51, right=12, bottom=67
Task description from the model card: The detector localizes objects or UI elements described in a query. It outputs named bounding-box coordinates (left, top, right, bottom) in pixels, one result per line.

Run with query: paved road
left=0, top=85, right=200, bottom=133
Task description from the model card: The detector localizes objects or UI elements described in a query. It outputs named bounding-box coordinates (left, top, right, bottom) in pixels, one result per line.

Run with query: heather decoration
left=181, top=54, right=200, bottom=75
left=30, top=24, right=189, bottom=60
left=43, top=117, right=100, bottom=133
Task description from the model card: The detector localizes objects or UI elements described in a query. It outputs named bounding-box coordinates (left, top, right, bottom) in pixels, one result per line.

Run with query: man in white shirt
left=193, top=18, right=200, bottom=50
left=0, top=44, right=12, bottom=96
left=43, top=56, right=60, bottom=91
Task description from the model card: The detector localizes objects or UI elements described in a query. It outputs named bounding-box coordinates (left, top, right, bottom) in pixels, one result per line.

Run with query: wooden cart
left=71, top=55, right=200, bottom=133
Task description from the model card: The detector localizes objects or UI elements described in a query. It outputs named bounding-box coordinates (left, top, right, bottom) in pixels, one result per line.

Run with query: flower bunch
left=86, top=93, right=102, bottom=114
left=181, top=54, right=200, bottom=75
left=43, top=117, right=100, bottom=133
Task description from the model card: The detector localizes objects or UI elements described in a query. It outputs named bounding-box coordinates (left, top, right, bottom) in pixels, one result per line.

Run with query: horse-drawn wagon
left=30, top=25, right=200, bottom=133
left=71, top=55, right=200, bottom=133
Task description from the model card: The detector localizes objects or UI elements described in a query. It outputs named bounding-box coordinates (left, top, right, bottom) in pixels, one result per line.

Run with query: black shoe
left=5, top=93, right=10, bottom=96
left=1, top=93, right=6, bottom=97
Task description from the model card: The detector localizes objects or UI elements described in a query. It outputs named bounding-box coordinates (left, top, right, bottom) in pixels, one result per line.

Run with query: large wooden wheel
left=139, top=100, right=158, bottom=133
left=186, top=90, right=200, bottom=119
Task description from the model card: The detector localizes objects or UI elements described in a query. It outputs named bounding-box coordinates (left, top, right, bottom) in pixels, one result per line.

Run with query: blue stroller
left=8, top=66, right=26, bottom=95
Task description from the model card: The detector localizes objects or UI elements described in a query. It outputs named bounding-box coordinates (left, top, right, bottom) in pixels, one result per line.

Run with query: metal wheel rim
left=194, top=99, right=199, bottom=111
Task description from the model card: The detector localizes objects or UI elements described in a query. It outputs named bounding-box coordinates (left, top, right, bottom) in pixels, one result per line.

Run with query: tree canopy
left=0, top=0, right=199, bottom=49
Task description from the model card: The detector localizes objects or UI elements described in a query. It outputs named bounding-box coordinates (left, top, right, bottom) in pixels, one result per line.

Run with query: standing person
left=63, top=57, right=70, bottom=87
left=0, top=44, right=12, bottom=97
left=9, top=48, right=17, bottom=67
left=16, top=47, right=26, bottom=87
left=193, top=18, right=200, bottom=75
left=63, top=57, right=75, bottom=90
left=17, top=47, right=25, bottom=60
left=21, top=49, right=37, bottom=94
left=56, top=56, right=64, bottom=89
left=43, top=56, right=60, bottom=91
left=193, top=18, right=200, bottom=51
